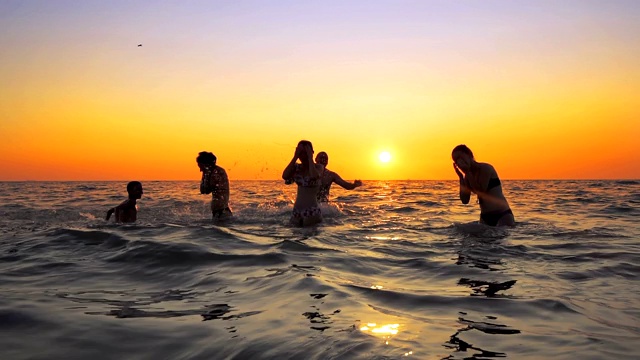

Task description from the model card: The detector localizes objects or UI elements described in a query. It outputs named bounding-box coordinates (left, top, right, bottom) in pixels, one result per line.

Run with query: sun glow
left=379, top=151, right=392, bottom=163
left=360, top=322, right=401, bottom=345
left=0, top=3, right=638, bottom=181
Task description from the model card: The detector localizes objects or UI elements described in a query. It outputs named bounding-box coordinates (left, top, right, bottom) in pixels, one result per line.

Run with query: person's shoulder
left=117, top=199, right=133, bottom=209
left=119, top=199, right=131, bottom=206
left=478, top=162, right=496, bottom=173
left=215, top=165, right=229, bottom=174
left=325, top=168, right=338, bottom=178
left=480, top=163, right=500, bottom=180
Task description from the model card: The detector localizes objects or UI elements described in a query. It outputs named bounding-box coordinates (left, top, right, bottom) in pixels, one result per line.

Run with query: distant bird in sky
left=137, top=44, right=142, bottom=47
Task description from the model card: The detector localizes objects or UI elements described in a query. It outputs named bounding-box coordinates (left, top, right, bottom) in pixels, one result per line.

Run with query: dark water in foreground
left=0, top=180, right=638, bottom=359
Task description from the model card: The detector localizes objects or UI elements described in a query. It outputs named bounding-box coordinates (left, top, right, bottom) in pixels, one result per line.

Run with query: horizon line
left=0, top=178, right=638, bottom=182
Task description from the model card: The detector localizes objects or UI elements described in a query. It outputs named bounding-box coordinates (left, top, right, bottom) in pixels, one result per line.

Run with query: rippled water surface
left=0, top=180, right=638, bottom=359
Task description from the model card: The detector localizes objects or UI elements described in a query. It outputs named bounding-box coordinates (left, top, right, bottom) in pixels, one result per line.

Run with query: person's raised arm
left=454, top=163, right=471, bottom=204
left=307, top=147, right=320, bottom=179
left=332, top=172, right=362, bottom=190
left=282, top=148, right=299, bottom=180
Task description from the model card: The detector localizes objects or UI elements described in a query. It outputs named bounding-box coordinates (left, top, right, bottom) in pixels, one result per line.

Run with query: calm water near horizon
left=0, top=180, right=638, bottom=359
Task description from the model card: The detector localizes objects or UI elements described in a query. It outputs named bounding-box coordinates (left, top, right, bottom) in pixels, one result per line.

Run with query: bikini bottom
left=480, top=208, right=513, bottom=227
left=291, top=206, right=322, bottom=226
left=292, top=206, right=321, bottom=219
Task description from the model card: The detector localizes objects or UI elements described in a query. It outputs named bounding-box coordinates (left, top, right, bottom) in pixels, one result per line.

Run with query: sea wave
left=0, top=180, right=638, bottom=360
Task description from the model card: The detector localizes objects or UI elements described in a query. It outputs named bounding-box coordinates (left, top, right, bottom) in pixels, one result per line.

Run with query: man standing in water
left=197, top=151, right=232, bottom=219
left=315, top=151, right=362, bottom=202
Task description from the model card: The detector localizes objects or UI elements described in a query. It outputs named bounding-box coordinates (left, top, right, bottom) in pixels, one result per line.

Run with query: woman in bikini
left=282, top=140, right=324, bottom=226
left=452, top=144, right=515, bottom=226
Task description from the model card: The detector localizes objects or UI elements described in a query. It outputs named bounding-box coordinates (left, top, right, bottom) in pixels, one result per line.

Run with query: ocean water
left=0, top=180, right=638, bottom=360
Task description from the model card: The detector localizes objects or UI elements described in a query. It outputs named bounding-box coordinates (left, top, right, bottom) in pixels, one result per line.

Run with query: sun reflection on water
left=358, top=322, right=414, bottom=356
left=366, top=235, right=401, bottom=241
left=360, top=323, right=401, bottom=345
left=361, top=323, right=399, bottom=335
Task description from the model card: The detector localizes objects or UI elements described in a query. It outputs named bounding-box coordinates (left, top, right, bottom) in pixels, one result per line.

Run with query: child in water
left=106, top=181, right=143, bottom=223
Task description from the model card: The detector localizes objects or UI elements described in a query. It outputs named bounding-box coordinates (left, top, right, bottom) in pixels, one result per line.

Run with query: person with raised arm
left=283, top=140, right=324, bottom=226
left=452, top=145, right=514, bottom=226
left=314, top=151, right=362, bottom=202
left=197, top=151, right=232, bottom=219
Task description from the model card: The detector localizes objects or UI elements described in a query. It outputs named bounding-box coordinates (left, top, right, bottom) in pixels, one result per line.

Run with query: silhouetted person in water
left=452, top=144, right=514, bottom=226
left=106, top=181, right=143, bottom=223
left=314, top=151, right=362, bottom=202
left=197, top=151, right=232, bottom=219
left=283, top=140, right=324, bottom=226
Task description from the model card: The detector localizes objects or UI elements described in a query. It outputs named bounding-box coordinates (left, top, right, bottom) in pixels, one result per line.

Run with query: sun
left=379, top=151, right=392, bottom=163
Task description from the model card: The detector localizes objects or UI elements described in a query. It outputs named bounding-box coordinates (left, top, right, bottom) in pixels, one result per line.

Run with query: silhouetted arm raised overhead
left=283, top=148, right=299, bottom=181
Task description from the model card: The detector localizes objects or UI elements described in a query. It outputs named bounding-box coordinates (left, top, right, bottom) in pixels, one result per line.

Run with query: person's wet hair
left=452, top=144, right=474, bottom=159
left=197, top=151, right=217, bottom=166
left=127, top=181, right=142, bottom=193
left=316, top=151, right=328, bottom=165
left=298, top=140, right=313, bottom=152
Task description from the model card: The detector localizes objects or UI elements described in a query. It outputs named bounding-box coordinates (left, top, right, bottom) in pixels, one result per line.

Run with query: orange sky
left=1, top=1, right=639, bottom=180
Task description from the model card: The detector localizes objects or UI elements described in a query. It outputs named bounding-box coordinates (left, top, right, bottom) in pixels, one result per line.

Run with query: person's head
left=127, top=181, right=143, bottom=199
left=196, top=151, right=217, bottom=171
left=315, top=151, right=328, bottom=166
left=452, top=144, right=474, bottom=172
left=296, top=140, right=314, bottom=161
